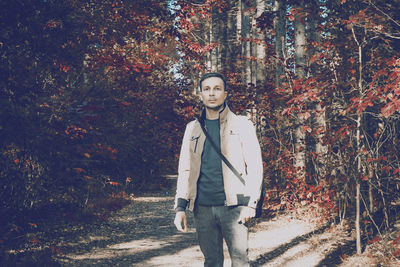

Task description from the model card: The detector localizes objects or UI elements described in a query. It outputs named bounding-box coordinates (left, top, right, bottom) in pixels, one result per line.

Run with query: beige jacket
left=174, top=106, right=263, bottom=211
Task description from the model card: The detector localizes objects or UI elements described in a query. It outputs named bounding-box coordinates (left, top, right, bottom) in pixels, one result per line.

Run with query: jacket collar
left=198, top=102, right=230, bottom=126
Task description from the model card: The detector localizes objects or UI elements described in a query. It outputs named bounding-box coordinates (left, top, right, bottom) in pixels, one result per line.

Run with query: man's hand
left=174, top=211, right=188, bottom=232
left=238, top=206, right=256, bottom=224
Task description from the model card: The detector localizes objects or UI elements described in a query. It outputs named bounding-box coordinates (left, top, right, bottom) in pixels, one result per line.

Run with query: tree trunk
left=294, top=0, right=306, bottom=179
left=210, top=12, right=217, bottom=72
left=250, top=0, right=257, bottom=85
left=356, top=179, right=362, bottom=254
left=352, top=25, right=363, bottom=255
left=314, top=103, right=327, bottom=179
left=226, top=0, right=239, bottom=74
left=274, top=0, right=285, bottom=88
left=206, top=16, right=212, bottom=70
left=217, top=6, right=228, bottom=72
left=307, top=0, right=321, bottom=74
left=241, top=0, right=251, bottom=85
left=256, top=0, right=266, bottom=84
left=307, top=0, right=327, bottom=181
left=294, top=0, right=306, bottom=78
left=236, top=0, right=242, bottom=44
left=356, top=115, right=362, bottom=255
left=375, top=160, right=390, bottom=229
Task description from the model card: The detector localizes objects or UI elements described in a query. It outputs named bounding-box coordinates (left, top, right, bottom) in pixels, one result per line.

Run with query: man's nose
left=209, top=89, right=215, bottom=95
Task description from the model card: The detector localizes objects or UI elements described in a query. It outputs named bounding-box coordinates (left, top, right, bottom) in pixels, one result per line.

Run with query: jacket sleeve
left=240, top=117, right=263, bottom=208
left=173, top=121, right=194, bottom=210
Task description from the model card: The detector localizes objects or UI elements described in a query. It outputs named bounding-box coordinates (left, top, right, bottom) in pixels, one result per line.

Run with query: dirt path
left=52, top=177, right=356, bottom=266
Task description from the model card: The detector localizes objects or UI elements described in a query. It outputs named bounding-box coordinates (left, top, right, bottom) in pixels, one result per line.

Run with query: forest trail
left=54, top=176, right=356, bottom=267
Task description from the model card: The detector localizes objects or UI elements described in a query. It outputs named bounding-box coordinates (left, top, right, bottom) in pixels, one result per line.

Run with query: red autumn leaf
left=368, top=236, right=381, bottom=244
left=298, top=112, right=311, bottom=120
left=119, top=101, right=131, bottom=106
left=73, top=168, right=86, bottom=174
left=302, top=126, right=312, bottom=133
left=28, top=222, right=38, bottom=228
left=394, top=248, right=400, bottom=257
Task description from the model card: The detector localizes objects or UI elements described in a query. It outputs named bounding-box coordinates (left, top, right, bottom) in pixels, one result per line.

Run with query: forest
left=1, top=0, right=400, bottom=265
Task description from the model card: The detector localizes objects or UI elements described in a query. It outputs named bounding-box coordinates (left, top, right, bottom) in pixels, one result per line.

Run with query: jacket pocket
left=190, top=135, right=200, bottom=153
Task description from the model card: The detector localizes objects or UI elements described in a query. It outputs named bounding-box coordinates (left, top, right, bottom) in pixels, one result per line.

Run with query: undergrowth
left=0, top=191, right=132, bottom=266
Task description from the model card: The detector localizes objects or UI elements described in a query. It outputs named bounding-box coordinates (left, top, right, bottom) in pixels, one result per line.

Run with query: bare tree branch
left=368, top=0, right=400, bottom=28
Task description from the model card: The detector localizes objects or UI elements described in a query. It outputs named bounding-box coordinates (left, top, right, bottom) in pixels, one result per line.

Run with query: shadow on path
left=56, top=195, right=200, bottom=266
left=250, top=224, right=330, bottom=267
left=315, top=238, right=358, bottom=267
left=62, top=233, right=199, bottom=266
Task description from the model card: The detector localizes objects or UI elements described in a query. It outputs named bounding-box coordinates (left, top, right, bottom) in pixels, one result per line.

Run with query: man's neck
left=205, top=105, right=224, bottom=120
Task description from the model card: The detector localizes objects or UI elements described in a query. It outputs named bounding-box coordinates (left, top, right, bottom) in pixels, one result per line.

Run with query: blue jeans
left=193, top=205, right=249, bottom=267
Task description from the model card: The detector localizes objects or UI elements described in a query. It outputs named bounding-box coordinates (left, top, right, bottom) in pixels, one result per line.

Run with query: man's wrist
left=175, top=207, right=186, bottom=212
left=175, top=198, right=188, bottom=212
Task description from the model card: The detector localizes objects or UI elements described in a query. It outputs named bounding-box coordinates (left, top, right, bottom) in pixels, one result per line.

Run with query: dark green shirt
left=196, top=119, right=226, bottom=206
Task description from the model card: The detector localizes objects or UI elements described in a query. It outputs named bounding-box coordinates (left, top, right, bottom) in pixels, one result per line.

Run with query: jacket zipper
left=192, top=136, right=199, bottom=153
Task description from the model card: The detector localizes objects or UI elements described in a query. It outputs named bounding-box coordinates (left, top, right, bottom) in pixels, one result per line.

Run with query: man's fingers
left=174, top=212, right=188, bottom=232
left=182, top=216, right=188, bottom=232
left=237, top=216, right=249, bottom=224
left=238, top=207, right=256, bottom=224
left=174, top=217, right=184, bottom=231
left=174, top=219, right=183, bottom=231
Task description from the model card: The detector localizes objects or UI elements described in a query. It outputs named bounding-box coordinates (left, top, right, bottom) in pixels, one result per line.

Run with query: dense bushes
left=0, top=0, right=183, bottom=220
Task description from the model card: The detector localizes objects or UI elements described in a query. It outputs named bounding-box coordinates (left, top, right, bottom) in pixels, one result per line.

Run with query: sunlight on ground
left=64, top=216, right=328, bottom=266
left=63, top=235, right=112, bottom=248
left=139, top=245, right=205, bottom=267
left=249, top=217, right=314, bottom=255
left=65, top=234, right=187, bottom=261
left=60, top=191, right=355, bottom=267
left=256, top=223, right=352, bottom=267
left=114, top=214, right=170, bottom=222
left=133, top=196, right=174, bottom=202
left=138, top=217, right=323, bottom=267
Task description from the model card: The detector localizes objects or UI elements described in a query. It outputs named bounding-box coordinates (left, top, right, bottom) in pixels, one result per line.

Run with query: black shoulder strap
left=199, top=120, right=246, bottom=186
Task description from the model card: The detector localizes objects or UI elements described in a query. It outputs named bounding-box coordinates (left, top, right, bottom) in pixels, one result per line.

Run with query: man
left=174, top=72, right=263, bottom=267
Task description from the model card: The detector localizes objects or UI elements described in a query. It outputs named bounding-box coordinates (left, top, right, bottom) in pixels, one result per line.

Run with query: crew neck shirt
left=196, top=118, right=226, bottom=206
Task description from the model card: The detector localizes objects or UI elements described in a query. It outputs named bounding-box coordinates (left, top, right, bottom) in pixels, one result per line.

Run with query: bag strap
left=199, top=120, right=246, bottom=186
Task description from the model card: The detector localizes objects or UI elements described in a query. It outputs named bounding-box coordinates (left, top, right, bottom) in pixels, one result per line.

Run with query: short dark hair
left=199, top=72, right=227, bottom=91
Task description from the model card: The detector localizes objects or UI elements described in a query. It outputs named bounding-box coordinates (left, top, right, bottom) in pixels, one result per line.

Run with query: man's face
left=199, top=77, right=227, bottom=110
